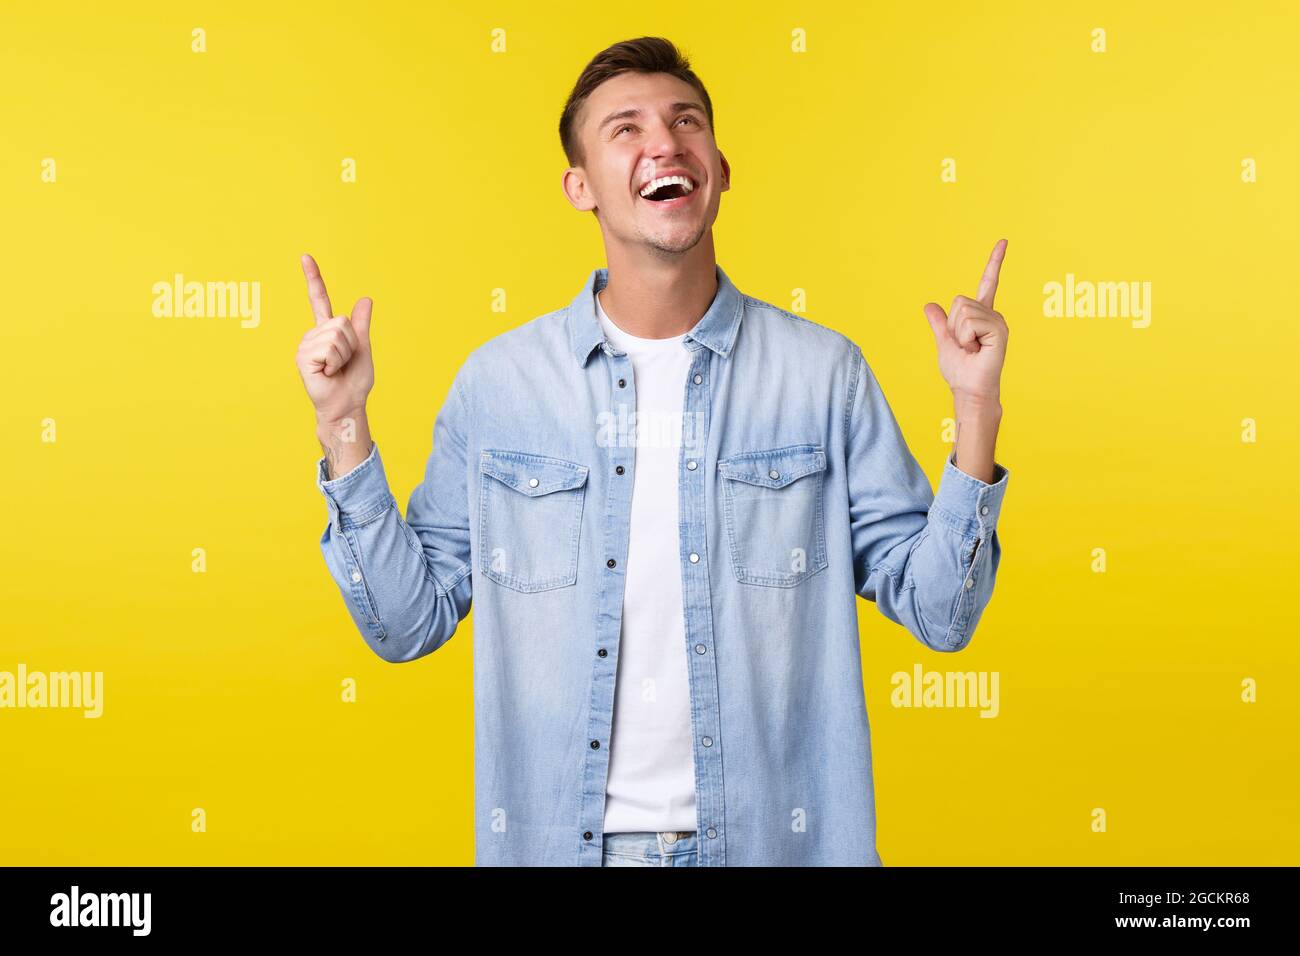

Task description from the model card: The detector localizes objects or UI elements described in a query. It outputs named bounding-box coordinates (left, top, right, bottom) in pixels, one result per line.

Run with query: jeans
left=601, top=830, right=699, bottom=867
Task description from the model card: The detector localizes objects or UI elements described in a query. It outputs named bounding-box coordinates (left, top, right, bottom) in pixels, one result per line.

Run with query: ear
left=719, top=151, right=731, bottom=192
left=561, top=167, right=596, bottom=212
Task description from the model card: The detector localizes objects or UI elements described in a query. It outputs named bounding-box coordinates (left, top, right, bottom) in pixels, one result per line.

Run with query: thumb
left=350, top=297, right=373, bottom=345
left=923, top=302, right=949, bottom=343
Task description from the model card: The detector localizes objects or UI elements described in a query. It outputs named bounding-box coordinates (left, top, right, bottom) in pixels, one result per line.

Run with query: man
left=296, top=36, right=1010, bottom=867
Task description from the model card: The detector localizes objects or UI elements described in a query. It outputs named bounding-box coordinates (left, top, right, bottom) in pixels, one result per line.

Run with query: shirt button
left=980, top=505, right=989, bottom=515
left=965, top=578, right=975, bottom=589
left=768, top=469, right=780, bottom=480
left=702, top=736, right=713, bottom=747
left=351, top=571, right=362, bottom=583
left=695, top=643, right=706, bottom=654
left=583, top=830, right=594, bottom=841
left=686, top=460, right=697, bottom=470
left=693, top=374, right=703, bottom=384
left=706, top=827, right=717, bottom=839
left=616, top=465, right=625, bottom=475
left=528, top=477, right=539, bottom=488
left=590, top=740, right=600, bottom=749
left=598, top=648, right=608, bottom=658
left=618, top=378, right=626, bottom=388
left=689, top=552, right=700, bottom=563
left=607, top=558, right=617, bottom=568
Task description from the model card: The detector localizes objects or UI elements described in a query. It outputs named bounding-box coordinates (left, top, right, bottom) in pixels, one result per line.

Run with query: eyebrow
left=597, top=101, right=707, bottom=133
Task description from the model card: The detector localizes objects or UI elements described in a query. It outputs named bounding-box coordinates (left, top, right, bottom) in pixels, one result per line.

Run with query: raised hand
left=295, top=254, right=375, bottom=426
left=922, top=239, right=1009, bottom=407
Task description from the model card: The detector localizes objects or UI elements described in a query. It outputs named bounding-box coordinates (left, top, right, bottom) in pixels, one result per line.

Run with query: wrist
left=952, top=391, right=1002, bottom=420
left=315, top=408, right=368, bottom=438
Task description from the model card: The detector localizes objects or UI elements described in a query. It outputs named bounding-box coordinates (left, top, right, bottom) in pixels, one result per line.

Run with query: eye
left=615, top=115, right=700, bottom=137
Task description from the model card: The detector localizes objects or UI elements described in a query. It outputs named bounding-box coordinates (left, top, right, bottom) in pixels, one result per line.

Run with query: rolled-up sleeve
left=844, top=345, right=1009, bottom=651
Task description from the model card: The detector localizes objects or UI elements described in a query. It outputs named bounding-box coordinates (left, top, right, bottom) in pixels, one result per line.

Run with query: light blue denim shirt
left=315, top=264, right=1009, bottom=866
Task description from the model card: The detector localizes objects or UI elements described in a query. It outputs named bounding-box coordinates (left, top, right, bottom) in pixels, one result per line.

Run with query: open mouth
left=637, top=174, right=699, bottom=207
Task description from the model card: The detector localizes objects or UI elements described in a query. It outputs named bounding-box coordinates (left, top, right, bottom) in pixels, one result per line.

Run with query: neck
left=599, top=236, right=718, bottom=339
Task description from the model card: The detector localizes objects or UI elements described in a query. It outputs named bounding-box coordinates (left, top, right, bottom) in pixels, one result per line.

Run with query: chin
left=647, top=237, right=701, bottom=256
left=642, top=225, right=707, bottom=254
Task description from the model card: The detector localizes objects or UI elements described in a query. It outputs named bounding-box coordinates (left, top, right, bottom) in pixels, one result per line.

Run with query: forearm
left=952, top=394, right=1002, bottom=484
left=883, top=510, right=1003, bottom=652
left=317, top=409, right=373, bottom=480
left=858, top=453, right=1008, bottom=653
left=319, top=500, right=465, bottom=663
left=315, top=439, right=470, bottom=663
left=845, top=345, right=1009, bottom=651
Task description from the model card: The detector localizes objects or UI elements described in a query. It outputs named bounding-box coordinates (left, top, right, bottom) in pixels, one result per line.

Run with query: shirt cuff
left=928, top=451, right=1009, bottom=539
left=316, top=441, right=391, bottom=531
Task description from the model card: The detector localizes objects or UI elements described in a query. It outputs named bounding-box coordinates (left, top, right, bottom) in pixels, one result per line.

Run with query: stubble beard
left=634, top=215, right=708, bottom=258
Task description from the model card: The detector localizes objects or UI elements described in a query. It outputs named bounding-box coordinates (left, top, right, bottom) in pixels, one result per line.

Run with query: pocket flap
left=480, top=449, right=589, bottom=496
left=717, top=444, right=826, bottom=489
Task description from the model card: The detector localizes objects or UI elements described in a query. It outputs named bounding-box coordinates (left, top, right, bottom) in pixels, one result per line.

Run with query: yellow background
left=2, top=0, right=1296, bottom=865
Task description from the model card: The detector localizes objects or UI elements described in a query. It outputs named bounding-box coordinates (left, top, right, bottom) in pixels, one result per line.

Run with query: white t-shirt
left=595, top=289, right=699, bottom=833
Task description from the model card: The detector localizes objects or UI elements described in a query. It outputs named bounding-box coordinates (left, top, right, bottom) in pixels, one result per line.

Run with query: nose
left=644, top=119, right=689, bottom=165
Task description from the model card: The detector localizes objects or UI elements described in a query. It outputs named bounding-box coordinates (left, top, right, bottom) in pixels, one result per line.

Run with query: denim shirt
left=315, top=264, right=1010, bottom=866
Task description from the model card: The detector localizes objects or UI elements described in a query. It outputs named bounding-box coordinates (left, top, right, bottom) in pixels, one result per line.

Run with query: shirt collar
left=566, top=263, right=744, bottom=368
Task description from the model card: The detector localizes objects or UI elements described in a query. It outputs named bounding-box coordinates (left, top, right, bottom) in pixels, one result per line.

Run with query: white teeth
left=638, top=175, right=696, bottom=198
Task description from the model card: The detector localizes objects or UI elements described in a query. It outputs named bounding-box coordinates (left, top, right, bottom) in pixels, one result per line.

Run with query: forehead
left=581, top=71, right=703, bottom=131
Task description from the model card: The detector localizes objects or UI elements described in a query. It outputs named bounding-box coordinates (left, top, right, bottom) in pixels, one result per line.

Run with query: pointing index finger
left=976, top=238, right=1008, bottom=309
left=301, top=253, right=334, bottom=327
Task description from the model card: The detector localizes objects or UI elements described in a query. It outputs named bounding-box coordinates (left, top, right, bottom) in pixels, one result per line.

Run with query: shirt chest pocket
left=478, top=449, right=590, bottom=593
left=717, top=444, right=828, bottom=587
